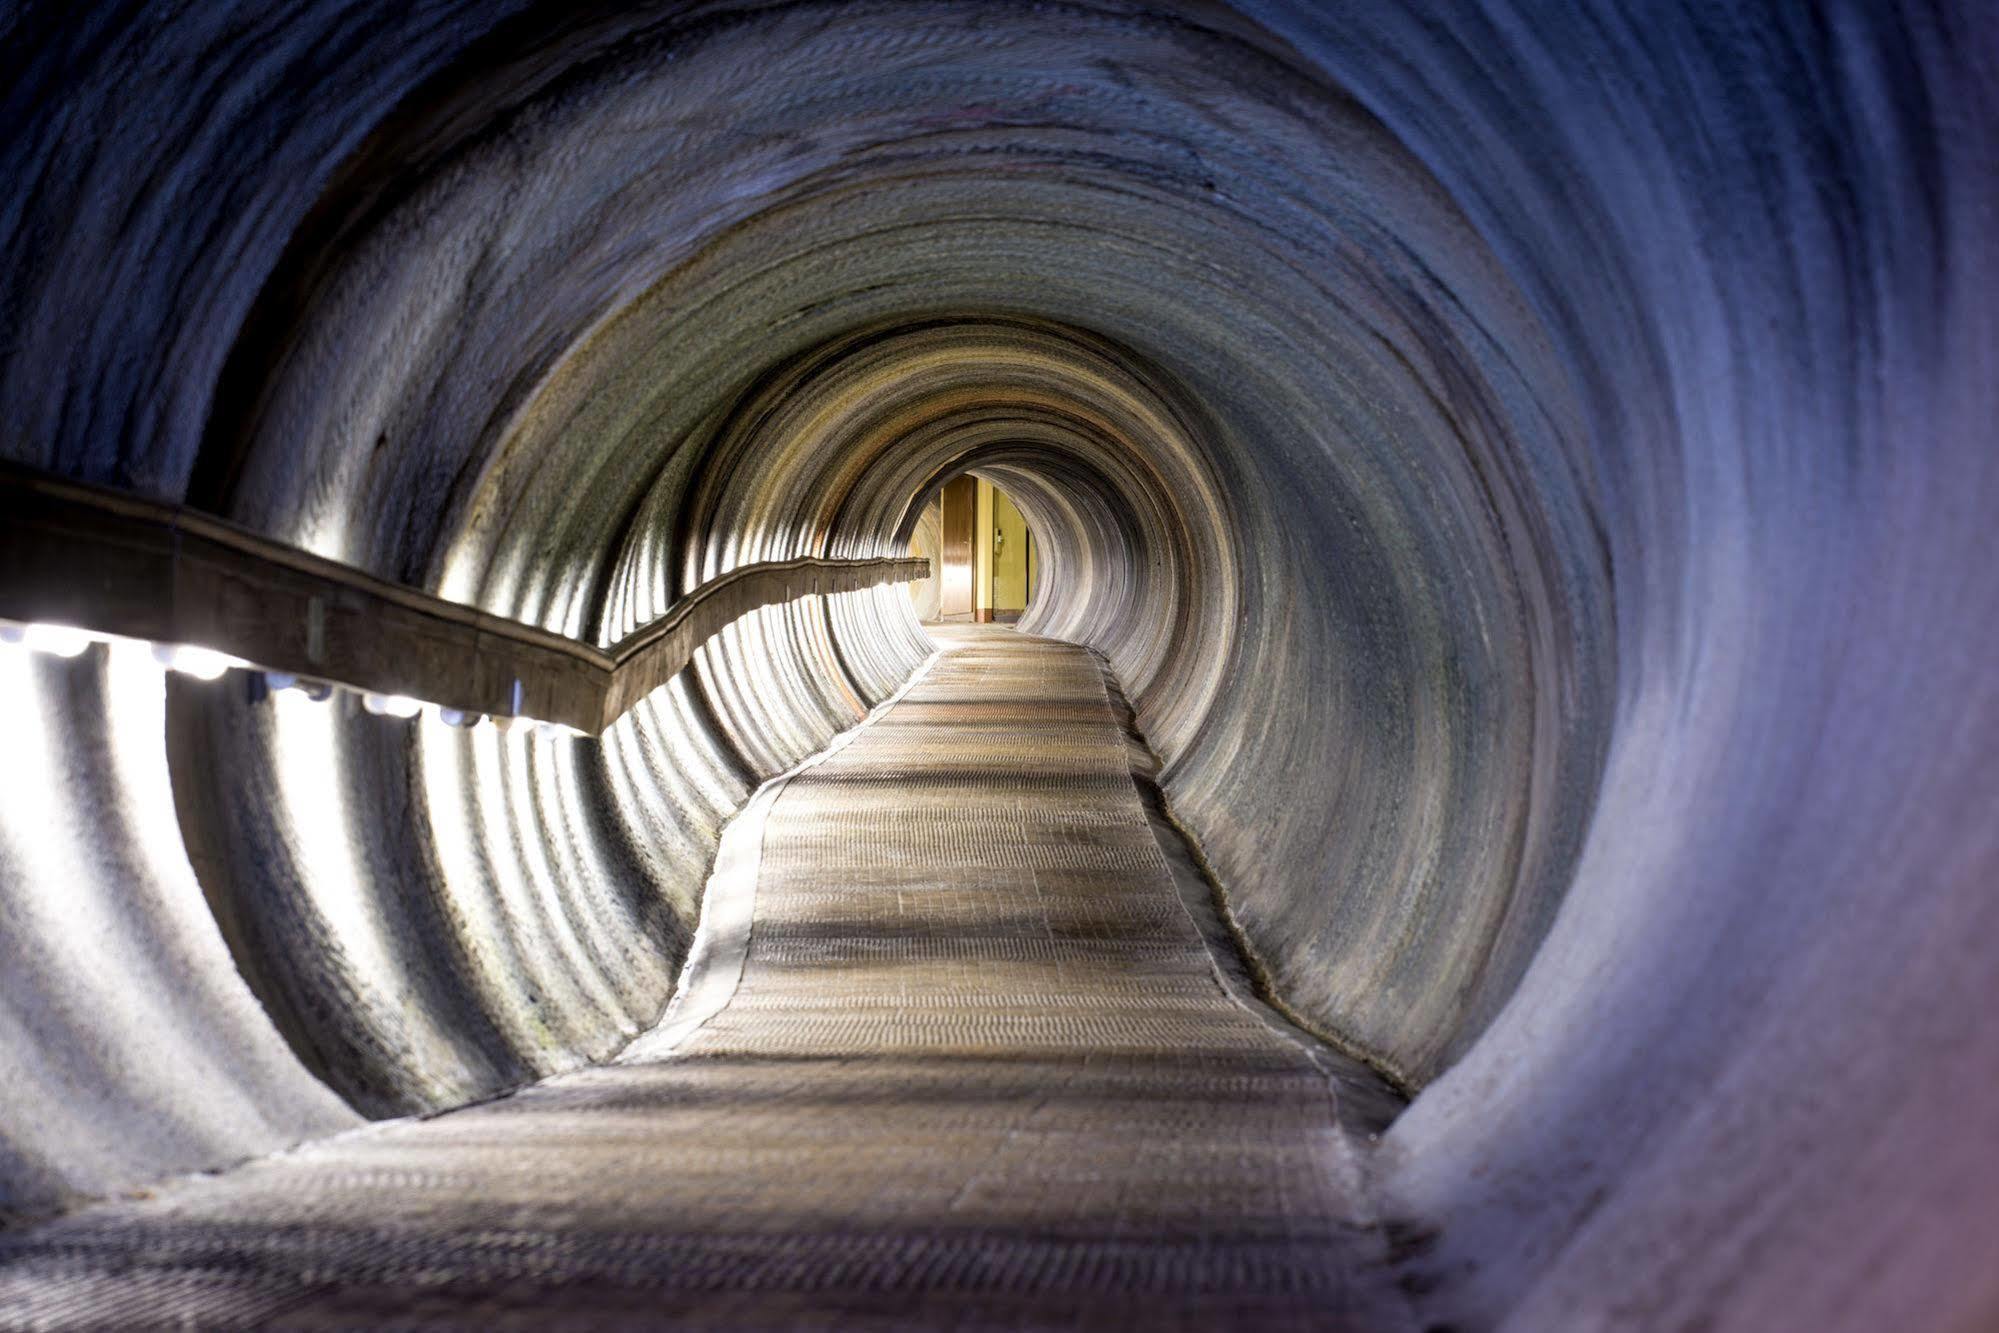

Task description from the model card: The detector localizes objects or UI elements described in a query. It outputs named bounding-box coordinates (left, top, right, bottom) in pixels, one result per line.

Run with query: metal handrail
left=0, top=463, right=929, bottom=734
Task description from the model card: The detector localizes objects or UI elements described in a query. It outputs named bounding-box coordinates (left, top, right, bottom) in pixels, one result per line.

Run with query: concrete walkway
left=0, top=629, right=1404, bottom=1330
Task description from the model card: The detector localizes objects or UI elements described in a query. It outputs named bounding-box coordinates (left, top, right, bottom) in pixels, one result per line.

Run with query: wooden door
left=937, top=475, right=976, bottom=621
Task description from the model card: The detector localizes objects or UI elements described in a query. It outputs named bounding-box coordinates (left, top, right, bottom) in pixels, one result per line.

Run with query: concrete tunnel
left=1, top=2, right=1995, bottom=1328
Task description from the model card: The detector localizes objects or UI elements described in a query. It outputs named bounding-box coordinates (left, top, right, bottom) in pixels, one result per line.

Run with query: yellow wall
left=974, top=478, right=1033, bottom=617
left=974, top=479, right=993, bottom=616
left=1026, top=512, right=1037, bottom=601
left=989, top=484, right=1031, bottom=612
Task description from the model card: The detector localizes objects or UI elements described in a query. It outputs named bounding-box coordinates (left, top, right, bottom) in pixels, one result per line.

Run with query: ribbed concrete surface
left=0, top=629, right=1401, bottom=1330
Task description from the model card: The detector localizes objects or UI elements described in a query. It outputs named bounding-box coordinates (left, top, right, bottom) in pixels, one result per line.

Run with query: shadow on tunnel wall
left=2, top=2, right=1996, bottom=1328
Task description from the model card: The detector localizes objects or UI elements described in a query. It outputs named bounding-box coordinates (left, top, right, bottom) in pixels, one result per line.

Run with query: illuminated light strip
left=2, top=618, right=253, bottom=681
left=17, top=623, right=93, bottom=657
left=0, top=617, right=600, bottom=740
left=152, top=643, right=246, bottom=680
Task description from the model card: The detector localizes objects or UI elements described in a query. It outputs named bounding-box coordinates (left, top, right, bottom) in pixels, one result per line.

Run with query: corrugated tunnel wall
left=2, top=2, right=1995, bottom=1328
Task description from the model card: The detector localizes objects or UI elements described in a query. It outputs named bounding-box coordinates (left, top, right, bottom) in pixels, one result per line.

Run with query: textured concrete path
left=0, top=629, right=1403, bottom=1330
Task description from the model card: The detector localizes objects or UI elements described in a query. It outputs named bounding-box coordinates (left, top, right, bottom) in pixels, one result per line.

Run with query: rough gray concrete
left=0, top=629, right=1407, bottom=1330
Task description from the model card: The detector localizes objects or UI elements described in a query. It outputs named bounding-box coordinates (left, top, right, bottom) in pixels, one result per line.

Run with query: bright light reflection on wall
left=97, top=640, right=301, bottom=1122
left=503, top=732, right=623, bottom=1028
left=539, top=732, right=641, bottom=1014
left=269, top=687, right=468, bottom=1075
left=465, top=717, right=627, bottom=1054
left=417, top=712, right=542, bottom=1052
left=0, top=643, right=158, bottom=1183
left=0, top=642, right=316, bottom=1181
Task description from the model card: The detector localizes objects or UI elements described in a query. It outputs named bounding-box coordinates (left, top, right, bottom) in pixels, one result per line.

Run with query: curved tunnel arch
left=3, top=2, right=1995, bottom=1327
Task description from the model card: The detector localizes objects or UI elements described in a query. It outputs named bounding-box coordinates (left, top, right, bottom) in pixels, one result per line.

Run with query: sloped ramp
left=0, top=628, right=1405, bottom=1330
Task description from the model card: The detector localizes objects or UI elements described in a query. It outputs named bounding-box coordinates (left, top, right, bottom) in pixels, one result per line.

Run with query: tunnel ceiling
left=4, top=2, right=1996, bottom=1329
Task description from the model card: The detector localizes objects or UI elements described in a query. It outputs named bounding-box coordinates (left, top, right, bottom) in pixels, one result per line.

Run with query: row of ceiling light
left=0, top=620, right=587, bottom=739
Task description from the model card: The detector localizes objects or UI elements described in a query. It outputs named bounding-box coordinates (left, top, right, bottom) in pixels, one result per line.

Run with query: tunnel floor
left=0, top=628, right=1407, bottom=1331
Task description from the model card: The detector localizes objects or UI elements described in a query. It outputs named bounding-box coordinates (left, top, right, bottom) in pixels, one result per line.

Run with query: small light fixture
left=436, top=706, right=484, bottom=728
left=361, top=692, right=423, bottom=719
left=152, top=643, right=244, bottom=680
left=264, top=672, right=335, bottom=701
left=19, top=623, right=95, bottom=658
